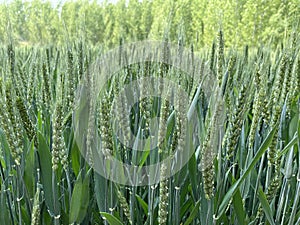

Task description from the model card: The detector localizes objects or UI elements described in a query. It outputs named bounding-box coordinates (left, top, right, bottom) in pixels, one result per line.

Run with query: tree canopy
left=0, top=0, right=299, bottom=48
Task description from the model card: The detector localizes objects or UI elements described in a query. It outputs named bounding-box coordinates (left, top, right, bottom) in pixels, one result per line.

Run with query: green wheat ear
left=267, top=53, right=287, bottom=166
left=42, top=63, right=51, bottom=111
left=248, top=66, right=265, bottom=151
left=286, top=53, right=299, bottom=117
left=158, top=97, right=170, bottom=153
left=225, top=84, right=246, bottom=159
left=16, top=97, right=38, bottom=148
left=117, top=190, right=132, bottom=225
left=98, top=91, right=113, bottom=159
left=158, top=164, right=169, bottom=225
left=200, top=105, right=214, bottom=200
left=217, top=30, right=224, bottom=87
left=210, top=41, right=216, bottom=72
left=5, top=80, right=23, bottom=165
left=66, top=48, right=75, bottom=112
left=52, top=100, right=66, bottom=171
left=31, top=184, right=41, bottom=225
left=7, top=43, right=15, bottom=75
left=201, top=92, right=224, bottom=200
left=201, top=143, right=214, bottom=200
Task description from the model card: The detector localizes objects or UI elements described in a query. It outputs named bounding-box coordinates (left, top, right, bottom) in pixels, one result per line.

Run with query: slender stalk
left=0, top=158, right=15, bottom=225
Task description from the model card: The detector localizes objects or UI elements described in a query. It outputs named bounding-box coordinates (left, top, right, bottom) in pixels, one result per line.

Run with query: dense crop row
left=0, top=31, right=299, bottom=225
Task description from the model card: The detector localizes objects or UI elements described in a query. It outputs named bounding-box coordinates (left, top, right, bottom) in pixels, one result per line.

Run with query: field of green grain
left=0, top=1, right=300, bottom=224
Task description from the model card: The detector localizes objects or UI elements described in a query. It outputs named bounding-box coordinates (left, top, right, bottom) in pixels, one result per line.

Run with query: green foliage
left=0, top=0, right=299, bottom=47
left=0, top=2, right=299, bottom=224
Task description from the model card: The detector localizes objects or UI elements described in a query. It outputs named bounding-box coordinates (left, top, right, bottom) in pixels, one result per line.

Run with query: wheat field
left=0, top=29, right=299, bottom=225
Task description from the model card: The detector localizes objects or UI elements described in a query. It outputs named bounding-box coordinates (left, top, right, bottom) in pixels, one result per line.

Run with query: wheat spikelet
left=267, top=53, right=287, bottom=166
left=98, top=91, right=113, bottom=159
left=175, top=86, right=187, bottom=155
left=16, top=97, right=38, bottom=148
left=217, top=30, right=224, bottom=87
left=42, top=63, right=51, bottom=111
left=286, top=53, right=299, bottom=117
left=201, top=95, right=223, bottom=200
left=210, top=41, right=216, bottom=72
left=158, top=97, right=170, bottom=153
left=31, top=185, right=41, bottom=225
left=158, top=164, right=169, bottom=225
left=51, top=100, right=65, bottom=170
left=86, top=69, right=96, bottom=165
left=117, top=190, right=132, bottom=225
left=5, top=81, right=23, bottom=165
left=248, top=67, right=265, bottom=151
left=139, top=62, right=152, bottom=137
left=27, top=59, right=37, bottom=104
left=7, top=43, right=15, bottom=75
left=225, top=84, right=246, bottom=159
left=201, top=138, right=214, bottom=200
left=66, top=48, right=75, bottom=112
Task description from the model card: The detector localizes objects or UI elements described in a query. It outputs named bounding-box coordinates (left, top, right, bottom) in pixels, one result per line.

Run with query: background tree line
left=0, top=0, right=299, bottom=48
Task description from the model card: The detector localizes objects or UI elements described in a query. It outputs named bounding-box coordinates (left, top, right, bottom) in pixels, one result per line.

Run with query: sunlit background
left=0, top=0, right=120, bottom=7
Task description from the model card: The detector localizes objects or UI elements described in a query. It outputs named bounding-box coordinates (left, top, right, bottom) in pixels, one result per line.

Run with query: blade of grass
left=232, top=188, right=247, bottom=224
left=183, top=200, right=200, bottom=225
left=136, top=194, right=148, bottom=215
left=69, top=170, right=90, bottom=223
left=100, top=212, right=124, bottom=225
left=257, top=187, right=275, bottom=225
